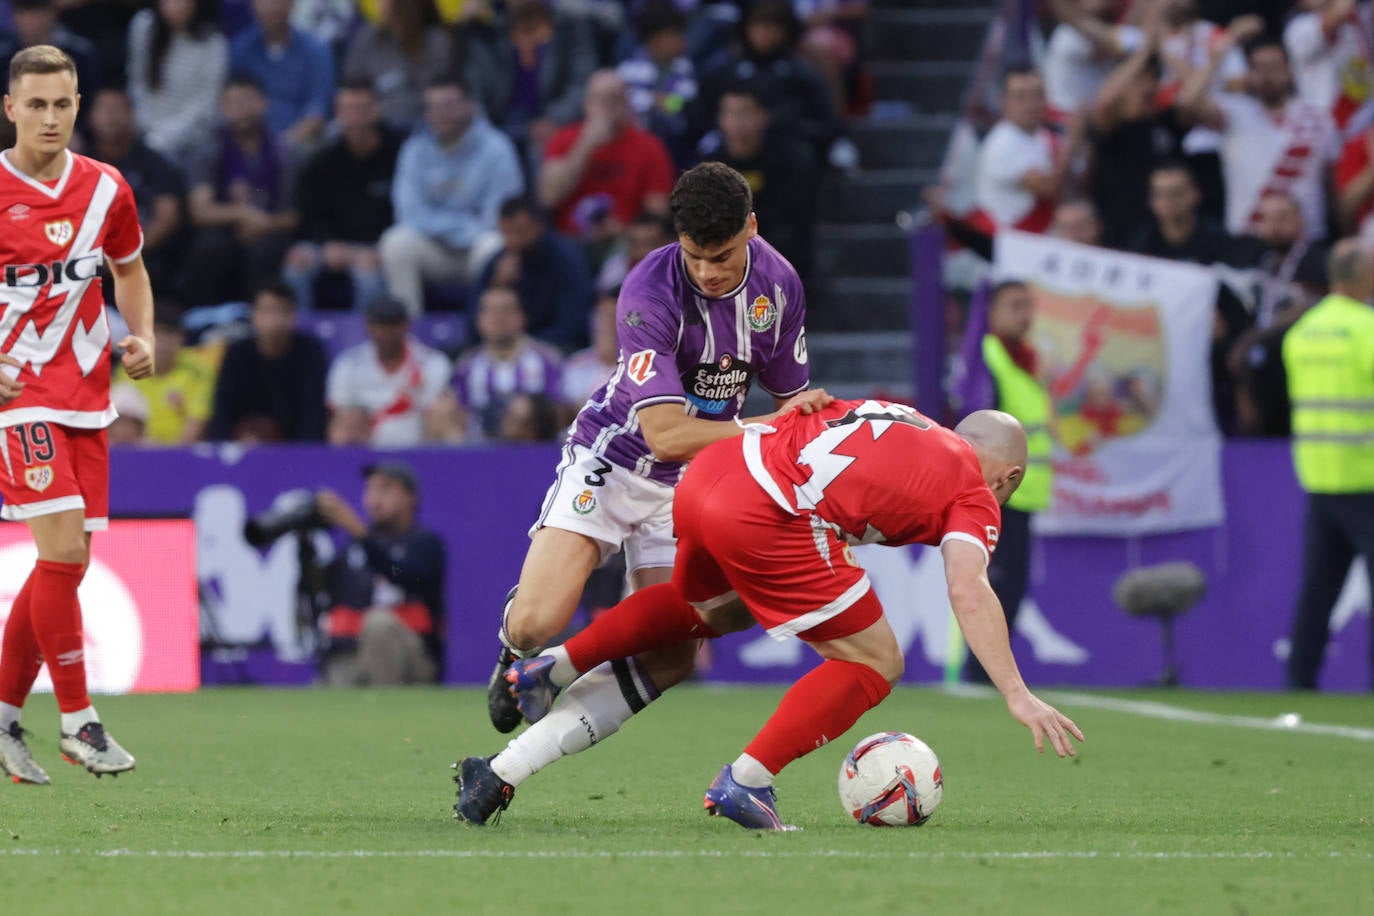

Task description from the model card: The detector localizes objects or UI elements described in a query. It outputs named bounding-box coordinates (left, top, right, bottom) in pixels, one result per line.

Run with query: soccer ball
left=838, top=731, right=943, bottom=827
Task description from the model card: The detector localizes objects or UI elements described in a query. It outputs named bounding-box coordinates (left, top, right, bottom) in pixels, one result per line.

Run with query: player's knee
left=698, top=599, right=752, bottom=635
left=872, top=644, right=904, bottom=688
left=637, top=641, right=697, bottom=689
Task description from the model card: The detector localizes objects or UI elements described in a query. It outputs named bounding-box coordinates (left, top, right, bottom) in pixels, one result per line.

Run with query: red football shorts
left=0, top=422, right=110, bottom=531
left=671, top=438, right=882, bottom=643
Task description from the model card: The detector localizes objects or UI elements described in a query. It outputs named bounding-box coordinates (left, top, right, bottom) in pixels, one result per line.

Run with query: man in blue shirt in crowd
left=230, top=0, right=334, bottom=149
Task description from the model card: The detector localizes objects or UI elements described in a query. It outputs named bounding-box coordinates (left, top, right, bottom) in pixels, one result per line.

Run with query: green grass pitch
left=2, top=686, right=1372, bottom=915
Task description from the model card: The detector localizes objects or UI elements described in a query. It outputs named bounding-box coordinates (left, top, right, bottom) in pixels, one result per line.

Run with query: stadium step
left=808, top=277, right=912, bottom=333
left=820, top=169, right=936, bottom=225
left=868, top=61, right=978, bottom=113
left=852, top=114, right=957, bottom=171
left=862, top=9, right=991, bottom=62
left=814, top=225, right=910, bottom=286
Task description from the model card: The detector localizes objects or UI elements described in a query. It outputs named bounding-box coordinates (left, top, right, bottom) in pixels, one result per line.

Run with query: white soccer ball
left=838, top=731, right=943, bottom=827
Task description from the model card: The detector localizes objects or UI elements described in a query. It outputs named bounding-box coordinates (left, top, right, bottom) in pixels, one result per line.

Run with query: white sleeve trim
left=940, top=531, right=990, bottom=566
left=108, top=237, right=145, bottom=265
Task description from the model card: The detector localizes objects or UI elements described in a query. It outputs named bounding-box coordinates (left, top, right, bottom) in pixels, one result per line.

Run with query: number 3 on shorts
left=583, top=458, right=613, bottom=488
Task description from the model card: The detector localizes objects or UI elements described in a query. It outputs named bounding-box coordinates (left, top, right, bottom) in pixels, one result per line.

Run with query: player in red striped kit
left=477, top=401, right=1084, bottom=828
left=0, top=46, right=156, bottom=785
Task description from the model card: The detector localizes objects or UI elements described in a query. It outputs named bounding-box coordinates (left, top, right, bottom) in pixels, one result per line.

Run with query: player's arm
left=638, top=389, right=832, bottom=463
left=108, top=255, right=156, bottom=381
left=942, top=539, right=1084, bottom=757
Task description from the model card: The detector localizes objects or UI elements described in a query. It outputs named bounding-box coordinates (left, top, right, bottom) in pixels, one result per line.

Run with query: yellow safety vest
left=983, top=335, right=1054, bottom=511
left=1281, top=293, right=1374, bottom=493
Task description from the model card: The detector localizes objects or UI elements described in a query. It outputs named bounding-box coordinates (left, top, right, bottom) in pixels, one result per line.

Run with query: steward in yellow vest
left=1279, top=239, right=1374, bottom=690
left=964, top=280, right=1055, bottom=683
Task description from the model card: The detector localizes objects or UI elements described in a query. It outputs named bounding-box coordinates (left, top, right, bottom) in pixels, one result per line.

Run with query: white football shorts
left=529, top=443, right=677, bottom=573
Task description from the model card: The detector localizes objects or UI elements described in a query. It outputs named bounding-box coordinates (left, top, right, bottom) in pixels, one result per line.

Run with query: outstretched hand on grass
left=1006, top=690, right=1085, bottom=757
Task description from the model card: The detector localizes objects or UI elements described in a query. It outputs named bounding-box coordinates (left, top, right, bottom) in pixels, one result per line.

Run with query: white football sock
left=0, top=701, right=21, bottom=730
left=545, top=646, right=578, bottom=688
left=731, top=753, right=775, bottom=788
left=61, top=705, right=99, bottom=735
left=491, top=658, right=659, bottom=787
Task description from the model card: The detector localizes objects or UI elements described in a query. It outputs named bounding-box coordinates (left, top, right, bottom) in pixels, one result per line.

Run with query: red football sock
left=564, top=583, right=719, bottom=674
left=0, top=571, right=41, bottom=708
left=29, top=560, right=90, bottom=714
left=744, top=659, right=892, bottom=776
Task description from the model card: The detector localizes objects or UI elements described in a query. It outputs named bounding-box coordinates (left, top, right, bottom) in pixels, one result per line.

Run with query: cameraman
left=315, top=462, right=446, bottom=685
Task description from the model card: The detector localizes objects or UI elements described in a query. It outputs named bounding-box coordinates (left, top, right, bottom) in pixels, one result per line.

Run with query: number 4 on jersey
left=797, top=401, right=930, bottom=511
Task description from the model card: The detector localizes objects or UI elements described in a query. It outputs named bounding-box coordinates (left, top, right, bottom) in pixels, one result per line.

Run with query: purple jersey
left=569, top=235, right=809, bottom=485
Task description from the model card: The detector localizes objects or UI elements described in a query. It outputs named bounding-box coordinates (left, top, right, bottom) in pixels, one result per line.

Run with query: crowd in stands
left=930, top=0, right=1374, bottom=438
left=0, top=0, right=872, bottom=447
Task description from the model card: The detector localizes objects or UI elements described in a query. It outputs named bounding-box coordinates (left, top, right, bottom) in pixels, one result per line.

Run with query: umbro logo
left=55, top=649, right=84, bottom=667
left=7, top=203, right=29, bottom=221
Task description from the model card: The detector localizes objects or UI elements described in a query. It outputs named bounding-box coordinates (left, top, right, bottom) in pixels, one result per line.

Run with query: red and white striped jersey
left=744, top=398, right=1003, bottom=564
left=0, top=150, right=143, bottom=429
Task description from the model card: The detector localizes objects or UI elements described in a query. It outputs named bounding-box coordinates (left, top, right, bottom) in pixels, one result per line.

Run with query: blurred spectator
left=1129, top=161, right=1239, bottom=263
left=617, top=0, right=698, bottom=165
left=124, top=303, right=218, bottom=445
left=317, top=462, right=445, bottom=685
left=86, top=88, right=185, bottom=295
left=1156, top=1, right=1252, bottom=222
left=325, top=296, right=453, bottom=447
left=1179, top=34, right=1339, bottom=241
left=54, top=0, right=141, bottom=88
left=1283, top=0, right=1374, bottom=136
left=6, top=0, right=100, bottom=104
left=539, top=69, right=674, bottom=245
left=341, top=0, right=453, bottom=133
left=452, top=286, right=563, bottom=439
left=794, top=0, right=870, bottom=117
left=496, top=391, right=562, bottom=441
left=466, top=0, right=597, bottom=160
left=698, top=83, right=819, bottom=279
left=284, top=80, right=401, bottom=312
left=207, top=281, right=328, bottom=442
left=108, top=383, right=151, bottom=446
left=379, top=75, right=524, bottom=314
left=559, top=287, right=618, bottom=410
left=596, top=211, right=673, bottom=293
left=1088, top=47, right=1187, bottom=247
left=1228, top=192, right=1330, bottom=437
left=126, top=0, right=228, bottom=163
left=972, top=67, right=1085, bottom=234
left=1043, top=0, right=1142, bottom=119
left=290, top=0, right=359, bottom=53
left=183, top=75, right=299, bottom=306
left=229, top=0, right=336, bottom=148
left=694, top=0, right=851, bottom=171
left=474, top=196, right=594, bottom=349
left=1129, top=161, right=1253, bottom=433
left=1050, top=197, right=1104, bottom=246
left=1336, top=125, right=1374, bottom=238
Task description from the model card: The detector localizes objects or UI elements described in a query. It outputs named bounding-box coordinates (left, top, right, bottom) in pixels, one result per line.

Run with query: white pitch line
left=1040, top=690, right=1374, bottom=742
left=0, top=849, right=1370, bottom=861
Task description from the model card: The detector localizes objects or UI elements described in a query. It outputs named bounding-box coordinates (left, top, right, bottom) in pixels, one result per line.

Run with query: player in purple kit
left=455, top=162, right=829, bottom=823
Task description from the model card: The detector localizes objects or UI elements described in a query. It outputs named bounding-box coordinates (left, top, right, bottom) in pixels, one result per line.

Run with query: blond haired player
left=0, top=46, right=155, bottom=785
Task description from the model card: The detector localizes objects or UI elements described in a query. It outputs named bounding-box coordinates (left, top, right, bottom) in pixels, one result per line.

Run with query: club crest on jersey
left=44, top=219, right=74, bottom=247
left=572, top=489, right=597, bottom=515
left=24, top=464, right=53, bottom=493
left=986, top=525, right=1000, bottom=552
left=627, top=349, right=657, bottom=385
left=747, top=294, right=776, bottom=332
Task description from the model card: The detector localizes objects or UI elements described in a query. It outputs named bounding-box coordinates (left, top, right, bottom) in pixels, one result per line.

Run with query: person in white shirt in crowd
left=1179, top=31, right=1339, bottom=242
left=559, top=287, right=619, bottom=414
left=1043, top=0, right=1144, bottom=120
left=1154, top=0, right=1253, bottom=221
left=973, top=67, right=1086, bottom=234
left=126, top=0, right=229, bottom=163
left=326, top=296, right=454, bottom=447
left=1284, top=0, right=1374, bottom=138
